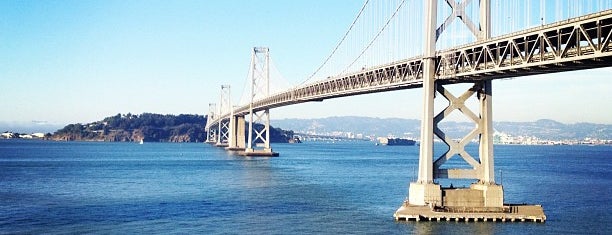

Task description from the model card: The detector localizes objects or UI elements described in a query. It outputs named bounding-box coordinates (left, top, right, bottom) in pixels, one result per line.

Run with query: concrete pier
left=225, top=147, right=246, bottom=151
left=239, top=149, right=279, bottom=157
left=214, top=143, right=229, bottom=148
left=399, top=183, right=545, bottom=222
left=394, top=203, right=546, bottom=223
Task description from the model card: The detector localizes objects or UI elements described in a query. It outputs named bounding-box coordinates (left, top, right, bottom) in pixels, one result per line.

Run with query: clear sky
left=1, top=0, right=611, bottom=129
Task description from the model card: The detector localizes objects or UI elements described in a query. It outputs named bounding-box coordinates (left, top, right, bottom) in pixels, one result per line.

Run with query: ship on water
left=377, top=137, right=416, bottom=146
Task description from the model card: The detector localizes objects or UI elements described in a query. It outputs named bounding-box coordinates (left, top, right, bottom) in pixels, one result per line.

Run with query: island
left=49, top=113, right=295, bottom=143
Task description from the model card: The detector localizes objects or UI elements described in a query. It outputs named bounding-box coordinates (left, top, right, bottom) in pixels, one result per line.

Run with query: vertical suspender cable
left=341, top=0, right=407, bottom=74
left=303, top=0, right=370, bottom=84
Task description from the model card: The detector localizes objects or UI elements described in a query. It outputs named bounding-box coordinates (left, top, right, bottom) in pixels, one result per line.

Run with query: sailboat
left=139, top=138, right=144, bottom=144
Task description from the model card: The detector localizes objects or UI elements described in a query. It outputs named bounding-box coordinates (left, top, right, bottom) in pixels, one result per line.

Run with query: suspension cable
left=238, top=53, right=254, bottom=106
left=301, top=0, right=371, bottom=85
left=340, top=0, right=406, bottom=75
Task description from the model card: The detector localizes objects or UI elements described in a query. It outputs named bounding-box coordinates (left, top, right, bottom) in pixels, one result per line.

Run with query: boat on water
left=139, top=139, right=144, bottom=144
left=377, top=137, right=416, bottom=146
left=288, top=136, right=302, bottom=144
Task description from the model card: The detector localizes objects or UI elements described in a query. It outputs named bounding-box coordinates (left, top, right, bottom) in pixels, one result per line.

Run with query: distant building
left=1, top=132, right=15, bottom=139
left=19, top=134, right=33, bottom=139
left=31, top=133, right=46, bottom=138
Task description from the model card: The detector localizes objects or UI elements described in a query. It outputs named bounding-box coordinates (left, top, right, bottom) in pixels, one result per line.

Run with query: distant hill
left=50, top=113, right=294, bottom=143
left=272, top=116, right=611, bottom=140
left=494, top=119, right=611, bottom=140
left=273, top=116, right=421, bottom=138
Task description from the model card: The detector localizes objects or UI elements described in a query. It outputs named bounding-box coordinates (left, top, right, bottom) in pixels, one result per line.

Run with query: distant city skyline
left=1, top=1, right=611, bottom=128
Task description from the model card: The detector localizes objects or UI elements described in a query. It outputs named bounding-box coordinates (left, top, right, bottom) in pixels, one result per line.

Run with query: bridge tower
left=205, top=103, right=217, bottom=143
left=215, top=85, right=231, bottom=147
left=396, top=0, right=546, bottom=221
left=244, top=47, right=278, bottom=156
left=401, top=0, right=509, bottom=213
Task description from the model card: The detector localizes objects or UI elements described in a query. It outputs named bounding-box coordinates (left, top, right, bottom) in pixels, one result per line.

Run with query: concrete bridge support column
left=236, top=116, right=246, bottom=149
left=409, top=0, right=441, bottom=207
left=226, top=115, right=246, bottom=151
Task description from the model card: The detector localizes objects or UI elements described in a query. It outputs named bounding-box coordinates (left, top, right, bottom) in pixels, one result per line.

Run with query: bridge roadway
left=213, top=10, right=612, bottom=122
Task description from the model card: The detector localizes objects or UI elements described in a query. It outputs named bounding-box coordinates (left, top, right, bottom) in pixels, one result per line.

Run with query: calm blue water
left=0, top=140, right=610, bottom=234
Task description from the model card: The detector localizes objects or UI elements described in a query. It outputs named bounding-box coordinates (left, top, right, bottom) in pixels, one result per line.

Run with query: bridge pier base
left=240, top=148, right=279, bottom=157
left=408, top=182, right=442, bottom=207
left=394, top=203, right=546, bottom=222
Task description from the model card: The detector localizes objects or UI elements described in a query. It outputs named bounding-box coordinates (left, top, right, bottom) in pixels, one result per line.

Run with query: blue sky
left=1, top=0, right=611, bottom=129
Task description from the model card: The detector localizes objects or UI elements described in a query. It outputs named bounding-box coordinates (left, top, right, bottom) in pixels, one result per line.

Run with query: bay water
left=1, top=140, right=610, bottom=234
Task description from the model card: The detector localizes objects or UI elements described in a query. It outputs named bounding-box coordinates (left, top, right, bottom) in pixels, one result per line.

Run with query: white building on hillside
left=1, top=132, right=15, bottom=138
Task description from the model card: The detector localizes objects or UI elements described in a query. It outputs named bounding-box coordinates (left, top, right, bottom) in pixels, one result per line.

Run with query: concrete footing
left=209, top=142, right=279, bottom=157
left=394, top=203, right=546, bottom=222
left=239, top=150, right=279, bottom=157
left=225, top=147, right=246, bottom=151
left=400, top=182, right=545, bottom=222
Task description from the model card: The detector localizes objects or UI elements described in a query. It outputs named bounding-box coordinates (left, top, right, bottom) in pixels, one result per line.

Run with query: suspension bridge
left=205, top=0, right=612, bottom=222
